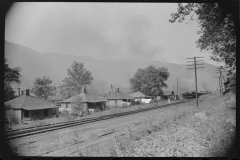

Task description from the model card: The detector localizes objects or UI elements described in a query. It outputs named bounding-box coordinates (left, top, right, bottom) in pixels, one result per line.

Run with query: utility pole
left=111, top=84, right=113, bottom=94
left=216, top=67, right=226, bottom=95
left=18, top=88, right=20, bottom=97
left=187, top=56, right=204, bottom=108
left=177, top=78, right=178, bottom=100
left=214, top=76, right=221, bottom=95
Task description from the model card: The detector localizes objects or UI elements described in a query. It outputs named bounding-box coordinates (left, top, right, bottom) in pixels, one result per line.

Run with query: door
left=44, top=109, right=48, bottom=117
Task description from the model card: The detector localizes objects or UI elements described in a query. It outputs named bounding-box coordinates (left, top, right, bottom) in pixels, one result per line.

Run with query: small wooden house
left=162, top=91, right=175, bottom=100
left=4, top=89, right=59, bottom=122
left=129, top=91, right=153, bottom=103
left=104, top=91, right=134, bottom=108
left=59, top=92, right=107, bottom=113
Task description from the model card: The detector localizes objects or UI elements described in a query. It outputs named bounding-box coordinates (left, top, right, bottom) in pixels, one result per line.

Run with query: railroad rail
left=5, top=99, right=193, bottom=140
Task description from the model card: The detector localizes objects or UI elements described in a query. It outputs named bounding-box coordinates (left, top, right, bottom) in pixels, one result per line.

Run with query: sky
left=5, top=2, right=224, bottom=66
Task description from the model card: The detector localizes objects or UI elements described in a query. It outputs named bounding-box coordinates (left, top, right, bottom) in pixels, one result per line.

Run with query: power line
left=186, top=56, right=204, bottom=108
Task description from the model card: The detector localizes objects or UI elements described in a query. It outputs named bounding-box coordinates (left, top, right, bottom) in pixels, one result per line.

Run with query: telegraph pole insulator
left=187, top=56, right=204, bottom=108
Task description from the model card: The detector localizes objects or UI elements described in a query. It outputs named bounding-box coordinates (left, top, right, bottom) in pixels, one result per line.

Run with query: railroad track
left=5, top=99, right=193, bottom=140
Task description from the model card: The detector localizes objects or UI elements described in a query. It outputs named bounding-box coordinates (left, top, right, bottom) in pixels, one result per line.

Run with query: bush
left=5, top=109, right=20, bottom=125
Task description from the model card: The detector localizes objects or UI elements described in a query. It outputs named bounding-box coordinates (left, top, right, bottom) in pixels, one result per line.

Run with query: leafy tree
left=130, top=65, right=169, bottom=96
left=169, top=3, right=237, bottom=75
left=4, top=59, right=21, bottom=101
left=32, top=76, right=56, bottom=100
left=60, top=61, right=93, bottom=97
left=71, top=96, right=88, bottom=117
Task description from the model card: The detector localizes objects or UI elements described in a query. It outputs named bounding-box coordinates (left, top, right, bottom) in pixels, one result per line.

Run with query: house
left=162, top=91, right=175, bottom=100
left=49, top=93, right=69, bottom=106
left=198, top=90, right=209, bottom=96
left=4, top=89, right=59, bottom=122
left=104, top=91, right=134, bottom=108
left=129, top=91, right=153, bottom=103
left=59, top=92, right=107, bottom=113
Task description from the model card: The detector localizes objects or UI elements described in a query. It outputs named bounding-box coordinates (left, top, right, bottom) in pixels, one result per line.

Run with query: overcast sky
left=5, top=2, right=223, bottom=66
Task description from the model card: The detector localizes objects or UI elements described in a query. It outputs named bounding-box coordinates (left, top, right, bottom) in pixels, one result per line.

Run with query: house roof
left=104, top=92, right=134, bottom=100
left=129, top=91, right=152, bottom=98
left=60, top=93, right=107, bottom=103
left=50, top=93, right=68, bottom=101
left=163, top=91, right=174, bottom=96
left=4, top=95, right=59, bottom=110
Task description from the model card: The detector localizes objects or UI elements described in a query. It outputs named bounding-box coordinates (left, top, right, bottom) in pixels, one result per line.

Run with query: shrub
left=5, top=109, right=20, bottom=125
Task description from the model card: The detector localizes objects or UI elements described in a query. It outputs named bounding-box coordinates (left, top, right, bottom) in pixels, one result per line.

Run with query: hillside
left=5, top=40, right=219, bottom=95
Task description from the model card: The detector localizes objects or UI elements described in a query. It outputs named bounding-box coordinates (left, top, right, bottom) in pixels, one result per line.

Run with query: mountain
left=5, top=40, right=219, bottom=96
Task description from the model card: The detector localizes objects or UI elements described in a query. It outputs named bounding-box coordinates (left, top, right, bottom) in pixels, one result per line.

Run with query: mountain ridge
left=5, top=40, right=219, bottom=95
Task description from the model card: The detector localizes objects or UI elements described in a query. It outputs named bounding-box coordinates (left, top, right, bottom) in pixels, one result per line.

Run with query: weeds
left=5, top=109, right=20, bottom=126
left=74, top=131, right=84, bottom=156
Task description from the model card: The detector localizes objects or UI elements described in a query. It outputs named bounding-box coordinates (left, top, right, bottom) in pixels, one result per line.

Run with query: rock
left=194, top=112, right=207, bottom=120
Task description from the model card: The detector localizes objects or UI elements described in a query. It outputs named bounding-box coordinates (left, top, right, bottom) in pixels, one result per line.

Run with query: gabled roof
left=129, top=91, right=152, bottom=98
left=163, top=91, right=174, bottom=96
left=60, top=93, right=107, bottom=103
left=4, top=95, right=59, bottom=110
left=104, top=92, right=134, bottom=100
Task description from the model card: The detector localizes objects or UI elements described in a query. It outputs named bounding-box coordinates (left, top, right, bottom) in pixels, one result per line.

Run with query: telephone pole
left=214, top=76, right=221, bottom=95
left=215, top=67, right=226, bottom=95
left=187, top=56, right=204, bottom=108
left=177, top=78, right=178, bottom=100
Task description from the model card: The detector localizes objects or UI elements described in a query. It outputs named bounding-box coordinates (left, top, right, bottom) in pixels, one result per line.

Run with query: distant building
left=105, top=90, right=134, bottom=108
left=129, top=91, right=153, bottom=103
left=59, top=92, right=107, bottom=113
left=49, top=93, right=69, bottom=106
left=162, top=91, right=175, bottom=100
left=4, top=89, right=59, bottom=122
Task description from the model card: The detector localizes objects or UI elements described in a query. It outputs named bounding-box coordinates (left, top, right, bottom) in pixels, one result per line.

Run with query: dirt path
left=6, top=93, right=236, bottom=157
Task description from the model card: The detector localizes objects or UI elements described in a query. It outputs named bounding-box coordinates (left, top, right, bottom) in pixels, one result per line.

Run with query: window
left=24, top=110, right=29, bottom=117
left=34, top=110, right=39, bottom=115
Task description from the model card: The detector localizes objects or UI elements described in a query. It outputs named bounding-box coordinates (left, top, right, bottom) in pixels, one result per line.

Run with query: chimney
left=84, top=87, right=87, bottom=94
left=18, top=88, right=20, bottom=97
left=26, top=89, right=30, bottom=96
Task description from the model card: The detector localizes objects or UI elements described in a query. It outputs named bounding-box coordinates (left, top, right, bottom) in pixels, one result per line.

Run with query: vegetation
left=5, top=109, right=20, bottom=126
left=169, top=3, right=237, bottom=75
left=32, top=76, right=56, bottom=100
left=129, top=65, right=169, bottom=97
left=4, top=59, right=21, bottom=101
left=71, top=96, right=88, bottom=117
left=60, top=61, right=93, bottom=97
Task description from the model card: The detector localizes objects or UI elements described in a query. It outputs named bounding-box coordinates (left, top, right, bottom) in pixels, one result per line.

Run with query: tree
left=32, top=76, right=56, bottom=100
left=129, top=65, right=169, bottom=96
left=71, top=96, right=88, bottom=117
left=169, top=3, right=237, bottom=75
left=4, top=59, right=21, bottom=101
left=60, top=61, right=93, bottom=97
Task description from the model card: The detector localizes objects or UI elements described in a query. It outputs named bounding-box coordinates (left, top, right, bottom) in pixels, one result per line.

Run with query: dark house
left=4, top=89, right=59, bottom=122
left=162, top=91, right=175, bottom=100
